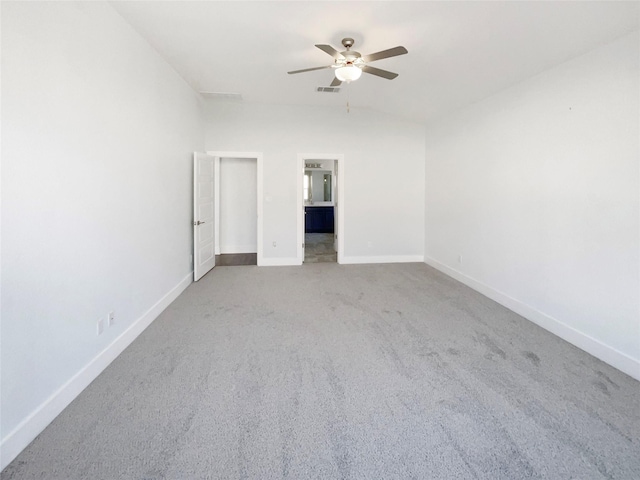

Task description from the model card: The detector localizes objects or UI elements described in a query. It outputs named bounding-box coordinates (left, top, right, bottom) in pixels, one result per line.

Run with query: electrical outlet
left=458, top=255, right=463, bottom=264
left=272, top=241, right=277, bottom=247
left=97, top=318, right=104, bottom=336
left=107, top=311, right=115, bottom=327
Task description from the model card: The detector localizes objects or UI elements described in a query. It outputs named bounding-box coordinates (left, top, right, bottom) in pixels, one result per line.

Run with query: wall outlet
left=272, top=241, right=277, bottom=247
left=367, top=241, right=373, bottom=248
left=97, top=318, right=104, bottom=336
left=458, top=255, right=463, bottom=264
left=107, top=311, right=115, bottom=327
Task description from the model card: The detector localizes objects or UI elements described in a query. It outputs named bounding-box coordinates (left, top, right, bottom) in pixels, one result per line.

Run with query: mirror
left=305, top=169, right=332, bottom=203
left=323, top=173, right=331, bottom=202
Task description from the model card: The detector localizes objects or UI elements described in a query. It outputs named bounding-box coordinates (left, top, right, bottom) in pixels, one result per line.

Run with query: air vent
left=316, top=87, right=341, bottom=93
left=200, top=92, right=243, bottom=101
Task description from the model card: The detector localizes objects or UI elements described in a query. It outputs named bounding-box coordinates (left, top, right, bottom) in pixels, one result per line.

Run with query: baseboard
left=220, top=245, right=257, bottom=254
left=0, top=273, right=193, bottom=471
left=258, top=257, right=300, bottom=266
left=341, top=255, right=424, bottom=265
left=424, top=257, right=640, bottom=381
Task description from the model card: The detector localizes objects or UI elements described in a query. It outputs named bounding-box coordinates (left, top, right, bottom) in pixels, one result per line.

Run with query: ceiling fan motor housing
left=340, top=38, right=361, bottom=64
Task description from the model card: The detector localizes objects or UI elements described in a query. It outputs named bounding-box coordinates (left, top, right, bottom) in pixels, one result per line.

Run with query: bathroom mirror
left=323, top=173, right=331, bottom=202
left=305, top=169, right=332, bottom=203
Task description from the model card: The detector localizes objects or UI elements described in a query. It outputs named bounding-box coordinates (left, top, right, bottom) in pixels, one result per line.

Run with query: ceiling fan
left=288, top=37, right=408, bottom=86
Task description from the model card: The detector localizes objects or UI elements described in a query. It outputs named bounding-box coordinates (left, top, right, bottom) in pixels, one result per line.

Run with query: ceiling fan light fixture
left=335, top=65, right=362, bottom=82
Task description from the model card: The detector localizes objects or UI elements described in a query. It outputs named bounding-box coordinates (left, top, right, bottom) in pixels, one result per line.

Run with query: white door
left=193, top=152, right=216, bottom=281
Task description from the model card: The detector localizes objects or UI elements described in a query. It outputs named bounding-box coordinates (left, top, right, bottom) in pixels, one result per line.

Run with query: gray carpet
left=2, top=263, right=639, bottom=479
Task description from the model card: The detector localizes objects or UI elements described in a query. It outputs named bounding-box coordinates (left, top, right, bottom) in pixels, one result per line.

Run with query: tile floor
left=215, top=253, right=257, bottom=266
left=304, top=233, right=337, bottom=263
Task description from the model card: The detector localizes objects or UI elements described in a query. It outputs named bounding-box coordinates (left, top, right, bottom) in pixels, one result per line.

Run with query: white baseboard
left=259, top=257, right=300, bottom=266
left=0, top=273, right=193, bottom=471
left=264, top=255, right=425, bottom=267
left=219, top=245, right=257, bottom=254
left=341, top=255, right=424, bottom=265
left=424, top=257, right=640, bottom=381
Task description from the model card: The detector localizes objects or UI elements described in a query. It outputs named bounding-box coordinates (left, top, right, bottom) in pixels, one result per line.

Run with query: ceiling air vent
left=200, top=92, right=243, bottom=101
left=316, top=87, right=341, bottom=93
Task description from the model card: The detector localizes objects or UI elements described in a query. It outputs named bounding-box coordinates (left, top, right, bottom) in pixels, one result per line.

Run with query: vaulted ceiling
left=111, top=1, right=639, bottom=124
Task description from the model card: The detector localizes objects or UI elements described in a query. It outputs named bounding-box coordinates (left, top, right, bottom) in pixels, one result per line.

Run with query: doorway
left=217, top=157, right=257, bottom=265
left=208, top=151, right=264, bottom=266
left=297, top=154, right=344, bottom=264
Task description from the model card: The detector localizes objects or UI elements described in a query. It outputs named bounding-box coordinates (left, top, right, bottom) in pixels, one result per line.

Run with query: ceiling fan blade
left=315, top=44, right=345, bottom=60
left=362, top=46, right=408, bottom=63
left=361, top=65, right=399, bottom=80
left=329, top=77, right=342, bottom=87
left=288, top=65, right=332, bottom=75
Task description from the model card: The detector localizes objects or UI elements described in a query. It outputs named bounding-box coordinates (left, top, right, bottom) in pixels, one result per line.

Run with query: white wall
left=424, top=32, right=640, bottom=379
left=1, top=1, right=204, bottom=467
left=219, top=158, right=257, bottom=253
left=204, top=103, right=425, bottom=264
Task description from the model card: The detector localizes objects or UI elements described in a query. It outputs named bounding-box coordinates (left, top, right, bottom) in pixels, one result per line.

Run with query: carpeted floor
left=2, top=263, right=639, bottom=479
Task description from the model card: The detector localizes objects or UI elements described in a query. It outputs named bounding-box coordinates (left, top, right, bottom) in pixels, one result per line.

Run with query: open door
left=193, top=152, right=216, bottom=281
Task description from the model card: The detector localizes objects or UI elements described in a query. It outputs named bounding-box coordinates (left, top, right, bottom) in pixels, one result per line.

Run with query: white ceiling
left=110, top=1, right=639, bottom=124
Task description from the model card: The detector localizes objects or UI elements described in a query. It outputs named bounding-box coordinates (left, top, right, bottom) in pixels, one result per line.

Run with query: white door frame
left=207, top=151, right=264, bottom=266
left=297, top=153, right=344, bottom=264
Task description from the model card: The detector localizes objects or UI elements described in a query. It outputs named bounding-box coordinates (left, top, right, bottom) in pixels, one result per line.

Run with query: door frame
left=207, top=151, right=264, bottom=266
left=297, top=153, right=344, bottom=264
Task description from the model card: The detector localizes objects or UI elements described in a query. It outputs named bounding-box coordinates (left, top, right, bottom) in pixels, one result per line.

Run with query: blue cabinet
left=305, top=206, right=334, bottom=233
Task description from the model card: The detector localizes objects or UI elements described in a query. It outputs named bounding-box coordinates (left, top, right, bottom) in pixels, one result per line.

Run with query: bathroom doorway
left=297, top=154, right=344, bottom=264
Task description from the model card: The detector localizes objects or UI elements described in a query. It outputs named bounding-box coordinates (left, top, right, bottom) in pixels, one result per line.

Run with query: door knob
left=193, top=220, right=206, bottom=226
